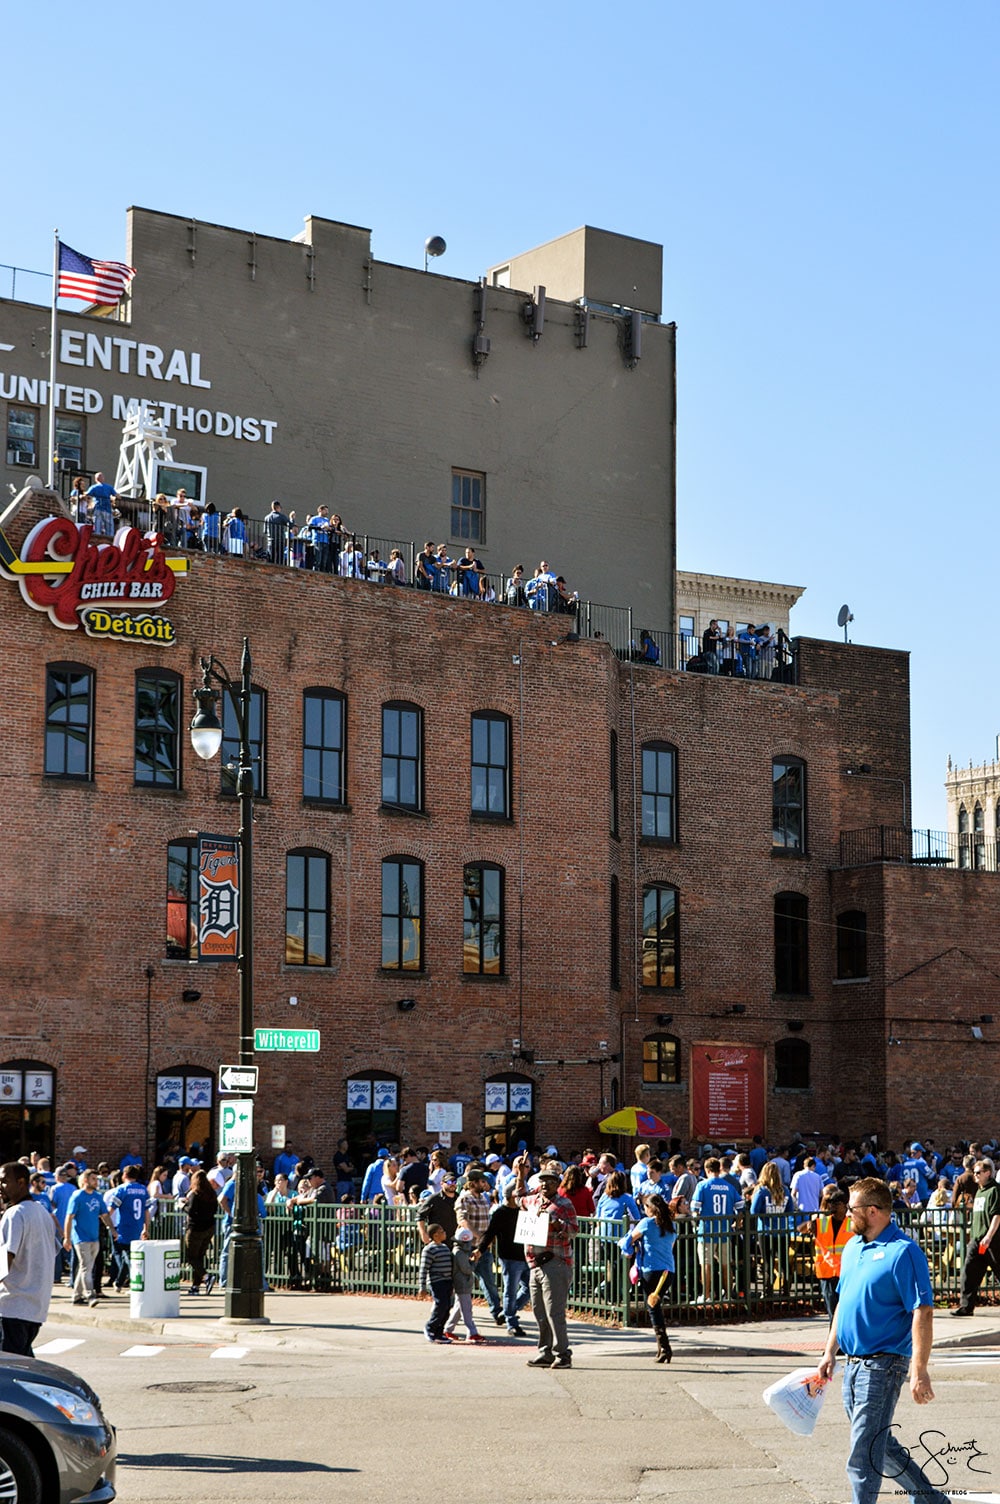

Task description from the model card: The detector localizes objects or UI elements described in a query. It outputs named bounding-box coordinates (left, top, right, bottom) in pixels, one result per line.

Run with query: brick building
left=0, top=483, right=996, bottom=1170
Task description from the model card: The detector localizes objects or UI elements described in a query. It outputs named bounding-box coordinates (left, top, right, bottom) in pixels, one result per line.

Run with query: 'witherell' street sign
left=253, top=1028, right=320, bottom=1053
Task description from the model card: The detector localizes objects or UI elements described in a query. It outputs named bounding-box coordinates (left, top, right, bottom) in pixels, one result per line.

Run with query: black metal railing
left=840, top=826, right=994, bottom=871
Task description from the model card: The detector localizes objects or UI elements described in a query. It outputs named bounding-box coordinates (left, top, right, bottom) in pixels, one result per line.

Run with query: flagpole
left=47, top=229, right=59, bottom=490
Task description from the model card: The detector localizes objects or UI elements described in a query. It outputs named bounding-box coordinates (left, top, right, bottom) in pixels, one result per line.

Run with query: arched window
left=345, top=1072, right=400, bottom=1164
left=958, top=805, right=970, bottom=869
left=0, top=1061, right=55, bottom=1162
left=835, top=910, right=868, bottom=980
left=642, top=1034, right=681, bottom=1085
left=772, top=756, right=806, bottom=852
left=302, top=689, right=346, bottom=804
left=166, top=839, right=198, bottom=959
left=285, top=849, right=330, bottom=966
left=222, top=683, right=266, bottom=796
left=642, top=884, right=679, bottom=988
left=381, top=857, right=424, bottom=970
left=470, top=712, right=511, bottom=819
left=641, top=742, right=677, bottom=841
left=382, top=702, right=423, bottom=811
left=45, top=662, right=94, bottom=779
left=483, top=1073, right=535, bottom=1155
left=135, top=667, right=182, bottom=788
left=155, top=1065, right=214, bottom=1162
left=774, top=892, right=809, bottom=995
left=974, top=802, right=985, bottom=870
left=463, top=863, right=504, bottom=974
left=774, top=1038, right=810, bottom=1090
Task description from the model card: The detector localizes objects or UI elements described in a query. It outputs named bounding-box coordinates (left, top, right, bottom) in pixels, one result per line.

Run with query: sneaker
left=493, top=1312, right=506, bottom=1326
left=507, top=1325, right=526, bottom=1337
left=552, top=1355, right=572, bottom=1368
left=204, top=1274, right=216, bottom=1294
left=71, top=1298, right=87, bottom=1306
left=467, top=1333, right=486, bottom=1344
left=948, top=1307, right=974, bottom=1317
left=188, top=1285, right=200, bottom=1296
left=88, top=1296, right=99, bottom=1307
left=527, top=1353, right=555, bottom=1367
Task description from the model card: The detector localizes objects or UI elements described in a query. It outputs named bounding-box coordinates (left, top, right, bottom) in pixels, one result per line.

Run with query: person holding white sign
left=513, top=1158, right=577, bottom=1369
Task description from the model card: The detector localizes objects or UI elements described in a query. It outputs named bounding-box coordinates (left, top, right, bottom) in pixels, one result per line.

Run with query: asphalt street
left=36, top=1287, right=1000, bottom=1504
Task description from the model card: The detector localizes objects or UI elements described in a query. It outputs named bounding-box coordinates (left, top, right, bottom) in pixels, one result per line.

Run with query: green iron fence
left=153, top=1204, right=992, bottom=1325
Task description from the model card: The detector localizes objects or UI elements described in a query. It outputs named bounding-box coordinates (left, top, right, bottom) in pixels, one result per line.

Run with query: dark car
left=0, top=1354, right=115, bottom=1502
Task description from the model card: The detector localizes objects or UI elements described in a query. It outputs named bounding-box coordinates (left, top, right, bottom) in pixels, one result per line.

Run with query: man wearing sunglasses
left=950, top=1158, right=1000, bottom=1317
left=817, top=1177, right=950, bottom=1504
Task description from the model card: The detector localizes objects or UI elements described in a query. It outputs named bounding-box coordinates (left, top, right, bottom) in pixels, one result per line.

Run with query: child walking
left=443, top=1227, right=484, bottom=1343
left=418, top=1223, right=454, bottom=1343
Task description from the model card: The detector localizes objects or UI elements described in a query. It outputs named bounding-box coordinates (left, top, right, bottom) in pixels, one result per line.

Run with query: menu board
left=691, top=1043, right=765, bottom=1141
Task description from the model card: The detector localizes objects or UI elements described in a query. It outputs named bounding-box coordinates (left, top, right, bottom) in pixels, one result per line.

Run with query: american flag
left=57, top=241, right=136, bottom=304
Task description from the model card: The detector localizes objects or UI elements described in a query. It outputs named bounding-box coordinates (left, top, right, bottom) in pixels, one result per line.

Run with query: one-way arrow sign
left=219, top=1064, right=259, bottom=1094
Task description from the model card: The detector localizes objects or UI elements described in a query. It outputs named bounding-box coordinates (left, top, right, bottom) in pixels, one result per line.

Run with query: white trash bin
left=130, top=1240, right=182, bottom=1320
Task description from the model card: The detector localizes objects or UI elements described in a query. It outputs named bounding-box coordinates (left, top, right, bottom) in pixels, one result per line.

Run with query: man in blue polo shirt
left=818, top=1177, right=950, bottom=1504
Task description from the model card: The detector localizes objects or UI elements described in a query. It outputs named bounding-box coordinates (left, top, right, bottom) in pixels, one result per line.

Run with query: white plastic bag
left=762, top=1366, right=834, bottom=1436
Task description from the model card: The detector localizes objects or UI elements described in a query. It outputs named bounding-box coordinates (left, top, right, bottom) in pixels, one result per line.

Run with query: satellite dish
left=424, top=235, right=447, bottom=271
left=837, top=603, right=854, bottom=642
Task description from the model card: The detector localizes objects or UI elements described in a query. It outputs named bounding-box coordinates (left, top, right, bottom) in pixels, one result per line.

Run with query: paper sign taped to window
left=515, top=1208, right=551, bottom=1247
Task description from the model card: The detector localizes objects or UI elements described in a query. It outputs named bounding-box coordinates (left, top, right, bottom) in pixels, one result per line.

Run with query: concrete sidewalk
left=44, top=1280, right=1000, bottom=1355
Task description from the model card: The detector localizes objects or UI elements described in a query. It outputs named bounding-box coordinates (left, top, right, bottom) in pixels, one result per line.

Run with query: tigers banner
left=197, top=834, right=239, bottom=962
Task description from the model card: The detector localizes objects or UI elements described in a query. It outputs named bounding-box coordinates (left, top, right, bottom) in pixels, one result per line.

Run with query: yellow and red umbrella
left=598, top=1107, right=671, bottom=1137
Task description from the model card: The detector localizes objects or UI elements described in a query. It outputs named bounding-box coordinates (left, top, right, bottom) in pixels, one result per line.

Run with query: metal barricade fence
left=157, top=1204, right=991, bottom=1318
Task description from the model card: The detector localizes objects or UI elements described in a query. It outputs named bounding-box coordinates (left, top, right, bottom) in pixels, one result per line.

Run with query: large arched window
left=836, top=910, right=868, bottom=980
left=0, top=1061, right=55, bottom=1162
left=641, top=742, right=677, bottom=841
left=302, top=689, right=346, bottom=804
left=155, top=1065, right=214, bottom=1162
left=463, top=863, right=504, bottom=974
left=774, top=891, right=809, bottom=995
left=345, top=1072, right=400, bottom=1164
left=135, top=667, right=182, bottom=788
left=285, top=849, right=330, bottom=966
left=642, top=1034, right=681, bottom=1084
left=774, top=1038, right=811, bottom=1090
left=44, top=662, right=94, bottom=779
left=382, top=702, right=423, bottom=811
left=958, top=805, right=970, bottom=869
left=772, top=756, right=806, bottom=852
left=222, top=684, right=266, bottom=796
left=974, top=803, right=985, bottom=871
left=483, top=1073, right=535, bottom=1155
left=381, top=857, right=424, bottom=971
left=471, top=712, right=511, bottom=819
left=642, top=884, right=679, bottom=988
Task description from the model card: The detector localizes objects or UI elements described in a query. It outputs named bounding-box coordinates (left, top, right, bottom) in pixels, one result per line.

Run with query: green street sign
left=253, top=1027, right=320, bottom=1053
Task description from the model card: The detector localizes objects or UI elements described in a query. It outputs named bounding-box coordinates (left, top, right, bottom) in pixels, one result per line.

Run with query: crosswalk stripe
left=121, top=1345, right=165, bottom=1358
left=34, top=1338, right=85, bottom=1356
left=209, top=1347, right=248, bottom=1360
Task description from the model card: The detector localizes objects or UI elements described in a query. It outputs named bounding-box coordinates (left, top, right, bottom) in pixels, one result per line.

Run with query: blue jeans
left=501, top=1258, right=530, bottom=1326
left=425, top=1278, right=453, bottom=1339
left=842, top=1354, right=951, bottom=1504
left=475, top=1247, right=502, bottom=1318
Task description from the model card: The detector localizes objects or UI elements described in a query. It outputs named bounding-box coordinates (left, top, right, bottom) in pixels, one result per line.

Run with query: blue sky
left=6, top=3, right=998, bottom=826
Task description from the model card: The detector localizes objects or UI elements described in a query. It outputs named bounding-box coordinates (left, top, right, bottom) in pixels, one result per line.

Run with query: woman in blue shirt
left=626, top=1193, right=677, bottom=1362
left=595, top=1171, right=640, bottom=1308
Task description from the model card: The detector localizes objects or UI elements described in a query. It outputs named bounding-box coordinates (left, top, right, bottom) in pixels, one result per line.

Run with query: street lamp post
left=190, top=636, right=265, bottom=1322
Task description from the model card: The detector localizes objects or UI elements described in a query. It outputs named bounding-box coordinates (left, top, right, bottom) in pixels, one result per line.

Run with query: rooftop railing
left=839, top=826, right=995, bottom=871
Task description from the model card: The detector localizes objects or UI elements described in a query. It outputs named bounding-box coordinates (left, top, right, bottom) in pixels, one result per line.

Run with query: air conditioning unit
left=13, top=450, right=35, bottom=465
